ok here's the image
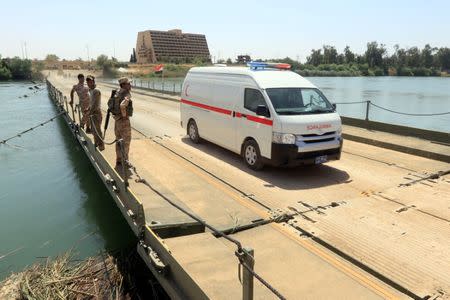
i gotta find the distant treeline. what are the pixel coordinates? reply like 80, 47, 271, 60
0, 56, 37, 80
268, 42, 450, 77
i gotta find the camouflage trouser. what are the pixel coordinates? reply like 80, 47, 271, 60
90, 110, 104, 149
80, 101, 90, 129
114, 117, 131, 163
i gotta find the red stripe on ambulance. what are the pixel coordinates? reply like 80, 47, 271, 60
181, 99, 232, 115
181, 99, 273, 126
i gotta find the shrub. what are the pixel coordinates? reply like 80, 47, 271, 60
0, 66, 12, 80
397, 67, 414, 76
102, 65, 118, 78
8, 57, 32, 79
411, 67, 431, 76
387, 67, 397, 76
430, 68, 441, 76
373, 68, 384, 76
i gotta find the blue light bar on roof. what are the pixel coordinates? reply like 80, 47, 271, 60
247, 61, 291, 70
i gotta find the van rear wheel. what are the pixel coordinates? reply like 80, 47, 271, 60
188, 120, 200, 144
243, 140, 264, 170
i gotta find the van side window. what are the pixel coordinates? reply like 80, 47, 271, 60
244, 88, 267, 113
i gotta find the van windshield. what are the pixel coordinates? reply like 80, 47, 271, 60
266, 88, 334, 115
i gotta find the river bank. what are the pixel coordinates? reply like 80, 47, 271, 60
118, 63, 450, 79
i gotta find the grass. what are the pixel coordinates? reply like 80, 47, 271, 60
0, 248, 169, 299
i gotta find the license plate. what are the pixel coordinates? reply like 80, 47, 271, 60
315, 155, 328, 164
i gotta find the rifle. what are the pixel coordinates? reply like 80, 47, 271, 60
103, 89, 117, 139
103, 109, 111, 139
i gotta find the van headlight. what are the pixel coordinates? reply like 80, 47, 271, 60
272, 132, 296, 144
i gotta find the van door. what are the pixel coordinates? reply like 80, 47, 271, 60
235, 87, 273, 159
208, 83, 238, 151
182, 79, 214, 141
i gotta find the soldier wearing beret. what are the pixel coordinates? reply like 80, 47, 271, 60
114, 77, 133, 167
86, 75, 105, 151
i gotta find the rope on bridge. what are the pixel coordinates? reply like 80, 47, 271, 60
128, 161, 287, 300
333, 100, 367, 105
89, 115, 118, 145
0, 111, 66, 145
369, 102, 450, 116
334, 100, 450, 116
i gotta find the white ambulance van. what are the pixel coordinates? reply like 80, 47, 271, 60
180, 62, 343, 170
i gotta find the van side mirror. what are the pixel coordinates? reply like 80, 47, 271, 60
332, 103, 337, 110
256, 105, 270, 117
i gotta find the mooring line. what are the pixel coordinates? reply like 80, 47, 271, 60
0, 111, 66, 145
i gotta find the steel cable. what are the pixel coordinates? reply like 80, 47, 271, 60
0, 111, 66, 145
333, 101, 368, 104
128, 162, 243, 250
369, 102, 450, 116
89, 115, 117, 145
334, 100, 450, 116
127, 162, 287, 299
240, 261, 286, 300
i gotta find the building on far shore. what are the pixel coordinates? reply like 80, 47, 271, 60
135, 29, 211, 64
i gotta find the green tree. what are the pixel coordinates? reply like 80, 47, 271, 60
436, 47, 450, 70
344, 46, 355, 64
393, 44, 407, 69
406, 47, 421, 67
306, 49, 323, 66
365, 42, 386, 68
130, 48, 137, 63
45, 54, 59, 63
421, 44, 435, 68
8, 57, 32, 79
0, 65, 12, 80
322, 45, 338, 64
96, 54, 109, 68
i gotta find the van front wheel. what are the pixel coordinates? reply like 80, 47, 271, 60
188, 120, 200, 144
243, 140, 264, 170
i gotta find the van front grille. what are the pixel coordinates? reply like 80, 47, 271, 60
303, 137, 335, 144
300, 131, 335, 138
297, 131, 338, 144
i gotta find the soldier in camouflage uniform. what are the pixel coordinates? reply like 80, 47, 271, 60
114, 77, 132, 167
86, 75, 105, 151
69, 73, 90, 132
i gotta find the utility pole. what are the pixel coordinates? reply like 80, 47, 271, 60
21, 42, 24, 59
86, 44, 90, 62
24, 42, 28, 59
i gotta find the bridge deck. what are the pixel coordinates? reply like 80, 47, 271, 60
47, 72, 449, 299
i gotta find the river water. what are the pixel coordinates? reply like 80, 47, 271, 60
0, 82, 135, 281
310, 76, 450, 133
0, 77, 449, 280
131, 76, 450, 133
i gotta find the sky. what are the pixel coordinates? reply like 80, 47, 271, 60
1, 0, 449, 62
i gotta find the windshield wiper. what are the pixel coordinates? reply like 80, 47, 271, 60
309, 108, 334, 113
277, 111, 304, 115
